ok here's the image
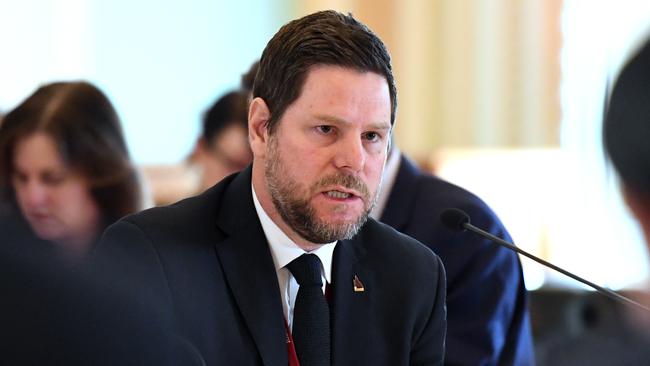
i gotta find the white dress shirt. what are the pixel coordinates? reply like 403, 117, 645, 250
252, 183, 337, 330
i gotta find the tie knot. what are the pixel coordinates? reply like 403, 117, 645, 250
287, 254, 323, 287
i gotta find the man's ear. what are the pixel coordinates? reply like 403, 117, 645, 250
248, 97, 271, 158
623, 185, 650, 223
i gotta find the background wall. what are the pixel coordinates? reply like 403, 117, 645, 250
0, 0, 565, 163
0, 0, 290, 163
297, 0, 562, 162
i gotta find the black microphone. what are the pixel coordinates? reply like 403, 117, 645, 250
440, 208, 650, 312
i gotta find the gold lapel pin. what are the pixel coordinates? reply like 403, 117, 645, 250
353, 275, 365, 292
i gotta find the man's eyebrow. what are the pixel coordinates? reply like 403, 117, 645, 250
313, 114, 391, 131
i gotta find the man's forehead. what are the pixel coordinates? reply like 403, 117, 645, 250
300, 66, 390, 100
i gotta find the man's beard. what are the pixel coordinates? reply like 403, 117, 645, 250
264, 138, 379, 244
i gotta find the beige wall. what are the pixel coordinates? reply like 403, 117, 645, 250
294, 0, 562, 162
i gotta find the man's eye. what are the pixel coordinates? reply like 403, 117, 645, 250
364, 132, 380, 142
317, 125, 333, 134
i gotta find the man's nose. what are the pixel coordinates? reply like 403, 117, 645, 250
333, 135, 365, 173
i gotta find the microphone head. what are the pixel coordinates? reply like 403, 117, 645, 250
440, 208, 470, 232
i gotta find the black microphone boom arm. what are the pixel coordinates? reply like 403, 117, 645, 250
442, 208, 650, 312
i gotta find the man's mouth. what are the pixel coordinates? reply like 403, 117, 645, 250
325, 190, 353, 199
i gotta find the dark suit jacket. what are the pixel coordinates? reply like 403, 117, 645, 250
96, 166, 447, 366
380, 156, 534, 366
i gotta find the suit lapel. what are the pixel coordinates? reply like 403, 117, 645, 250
330, 237, 374, 365
380, 155, 421, 231
213, 167, 287, 366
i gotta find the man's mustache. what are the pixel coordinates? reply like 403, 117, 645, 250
315, 173, 370, 201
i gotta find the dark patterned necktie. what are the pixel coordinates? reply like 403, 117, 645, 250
286, 254, 330, 366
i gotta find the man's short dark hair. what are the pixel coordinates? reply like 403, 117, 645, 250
253, 10, 397, 134
604, 37, 650, 198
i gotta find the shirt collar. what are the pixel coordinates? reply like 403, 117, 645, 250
251, 182, 336, 284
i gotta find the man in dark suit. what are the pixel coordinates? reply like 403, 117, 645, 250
372, 148, 534, 365
97, 10, 446, 366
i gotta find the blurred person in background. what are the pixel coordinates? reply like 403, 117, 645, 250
0, 81, 145, 260
144, 88, 252, 205
189, 90, 252, 192
605, 35, 650, 260
535, 34, 650, 366
604, 34, 650, 328
0, 237, 202, 365
370, 145, 533, 365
